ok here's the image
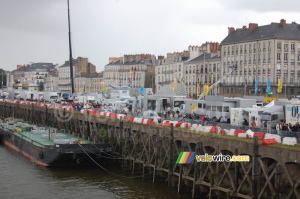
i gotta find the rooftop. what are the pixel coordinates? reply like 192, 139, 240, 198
221, 22, 300, 45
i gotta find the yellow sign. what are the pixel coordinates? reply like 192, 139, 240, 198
278, 78, 282, 93
197, 83, 200, 97
192, 103, 196, 112
78, 88, 83, 92
13, 83, 19, 87
22, 83, 29, 87
104, 87, 107, 93
204, 85, 209, 96
264, 97, 278, 104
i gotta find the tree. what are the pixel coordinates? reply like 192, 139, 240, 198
0, 69, 7, 89
39, 82, 44, 91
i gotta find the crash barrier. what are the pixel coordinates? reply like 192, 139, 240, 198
2, 99, 300, 146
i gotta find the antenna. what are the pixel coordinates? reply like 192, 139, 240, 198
67, 0, 74, 94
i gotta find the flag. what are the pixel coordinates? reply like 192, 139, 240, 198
133, 67, 136, 81
176, 152, 195, 164
120, 80, 122, 87
173, 77, 177, 90
204, 84, 209, 96
128, 79, 131, 87
197, 83, 200, 97
267, 78, 271, 93
180, 77, 183, 83
130, 67, 133, 79
104, 87, 107, 93
278, 78, 282, 93
255, 79, 259, 94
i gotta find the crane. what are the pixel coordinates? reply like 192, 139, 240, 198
198, 65, 238, 100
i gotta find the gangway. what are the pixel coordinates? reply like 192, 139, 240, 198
198, 65, 238, 100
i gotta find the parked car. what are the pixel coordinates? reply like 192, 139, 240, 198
143, 111, 161, 122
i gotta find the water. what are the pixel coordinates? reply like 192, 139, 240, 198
0, 146, 190, 199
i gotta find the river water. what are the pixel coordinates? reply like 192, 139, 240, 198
0, 145, 191, 199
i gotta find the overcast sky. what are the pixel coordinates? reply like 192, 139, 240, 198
1, 0, 300, 72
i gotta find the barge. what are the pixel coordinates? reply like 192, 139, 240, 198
0, 118, 110, 166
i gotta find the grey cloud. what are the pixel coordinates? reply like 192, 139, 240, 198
219, 0, 300, 13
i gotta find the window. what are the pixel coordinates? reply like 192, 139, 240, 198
223, 106, 230, 112
291, 43, 295, 50
284, 53, 288, 61
277, 53, 281, 61
277, 42, 281, 50
206, 105, 211, 111
198, 103, 202, 108
284, 43, 288, 51
291, 78, 294, 85
203, 104, 206, 109
212, 106, 216, 111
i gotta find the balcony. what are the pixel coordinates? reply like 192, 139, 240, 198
263, 59, 266, 63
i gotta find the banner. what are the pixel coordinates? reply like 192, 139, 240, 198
267, 78, 271, 93
140, 86, 144, 95
255, 79, 259, 94
204, 85, 209, 96
192, 104, 196, 112
128, 79, 131, 87
197, 83, 200, 97
278, 78, 282, 93
173, 77, 177, 90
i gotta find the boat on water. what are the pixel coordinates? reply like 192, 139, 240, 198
0, 118, 110, 166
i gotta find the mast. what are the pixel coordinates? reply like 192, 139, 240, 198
67, 0, 74, 94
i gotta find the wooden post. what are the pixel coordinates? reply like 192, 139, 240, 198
252, 136, 258, 199
168, 123, 174, 187
234, 148, 238, 192
45, 105, 48, 127
178, 165, 183, 193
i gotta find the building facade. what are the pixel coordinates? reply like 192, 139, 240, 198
104, 54, 156, 90
220, 19, 300, 98
74, 72, 104, 93
58, 57, 97, 92
155, 42, 220, 97
185, 52, 220, 98
12, 63, 56, 90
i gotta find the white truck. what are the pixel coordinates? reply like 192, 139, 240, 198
286, 99, 300, 125
43, 92, 58, 102
110, 90, 130, 99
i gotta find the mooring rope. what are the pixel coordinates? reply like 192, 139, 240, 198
78, 143, 152, 179
79, 144, 121, 160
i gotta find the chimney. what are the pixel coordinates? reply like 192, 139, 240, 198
228, 27, 235, 35
280, 19, 286, 29
141, 54, 145, 61
158, 56, 164, 60
248, 23, 258, 33
292, 21, 298, 24
242, 25, 246, 29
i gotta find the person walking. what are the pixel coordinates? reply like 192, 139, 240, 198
267, 121, 272, 134
276, 122, 282, 135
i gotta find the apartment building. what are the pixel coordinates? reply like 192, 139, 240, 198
12, 63, 56, 90
74, 72, 104, 93
58, 57, 97, 92
185, 52, 220, 97
155, 42, 220, 97
104, 54, 156, 90
220, 19, 300, 98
